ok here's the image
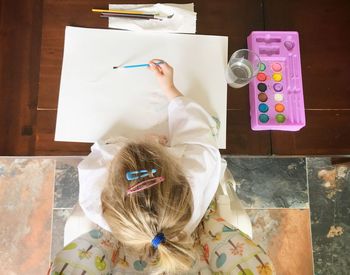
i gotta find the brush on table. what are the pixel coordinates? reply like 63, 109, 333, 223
100, 12, 160, 20
92, 8, 173, 20
92, 8, 156, 15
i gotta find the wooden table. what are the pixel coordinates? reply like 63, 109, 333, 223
1, 0, 350, 155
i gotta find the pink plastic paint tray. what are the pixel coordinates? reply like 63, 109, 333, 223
247, 31, 306, 131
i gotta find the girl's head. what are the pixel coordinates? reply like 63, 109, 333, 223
101, 140, 195, 273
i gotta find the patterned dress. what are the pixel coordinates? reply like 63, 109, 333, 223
50, 199, 275, 275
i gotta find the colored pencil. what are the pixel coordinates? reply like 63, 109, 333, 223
92, 8, 157, 15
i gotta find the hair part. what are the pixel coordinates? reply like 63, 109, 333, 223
101, 140, 196, 273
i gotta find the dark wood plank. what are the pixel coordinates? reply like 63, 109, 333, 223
36, 110, 91, 155
0, 0, 43, 155
272, 110, 350, 155
264, 0, 350, 109
3, 0, 349, 155
331, 157, 350, 165
264, 0, 350, 155
36, 0, 268, 155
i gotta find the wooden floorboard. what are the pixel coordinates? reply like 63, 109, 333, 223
264, 0, 350, 154
2, 0, 349, 155
272, 110, 350, 155
35, 0, 269, 155
0, 0, 43, 155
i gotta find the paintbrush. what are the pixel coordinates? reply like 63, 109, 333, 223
113, 61, 165, 69
93, 8, 173, 20
100, 12, 161, 20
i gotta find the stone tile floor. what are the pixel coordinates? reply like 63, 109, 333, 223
0, 156, 349, 274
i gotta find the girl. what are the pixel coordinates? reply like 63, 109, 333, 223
78, 60, 222, 274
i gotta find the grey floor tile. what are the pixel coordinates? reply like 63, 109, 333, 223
225, 157, 308, 208
54, 158, 82, 208
307, 157, 350, 274
51, 208, 74, 261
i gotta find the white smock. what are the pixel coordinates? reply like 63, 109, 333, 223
78, 96, 223, 234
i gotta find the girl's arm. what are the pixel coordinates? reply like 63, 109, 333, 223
148, 59, 219, 148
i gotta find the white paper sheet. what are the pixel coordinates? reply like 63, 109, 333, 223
56, 27, 228, 148
108, 3, 197, 33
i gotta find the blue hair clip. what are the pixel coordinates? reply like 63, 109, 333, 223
151, 233, 165, 249
126, 169, 157, 181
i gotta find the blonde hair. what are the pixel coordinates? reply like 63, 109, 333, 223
101, 140, 195, 274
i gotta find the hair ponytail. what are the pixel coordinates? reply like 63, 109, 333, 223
156, 238, 196, 274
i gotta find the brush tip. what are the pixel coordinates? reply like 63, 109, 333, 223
113, 66, 118, 69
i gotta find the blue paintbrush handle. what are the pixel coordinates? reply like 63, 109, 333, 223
123, 63, 150, 68
122, 61, 164, 69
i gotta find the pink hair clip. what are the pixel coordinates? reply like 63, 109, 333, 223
127, 176, 165, 195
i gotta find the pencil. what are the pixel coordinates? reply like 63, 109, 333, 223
92, 8, 157, 15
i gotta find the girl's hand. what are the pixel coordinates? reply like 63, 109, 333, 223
149, 59, 183, 100
144, 134, 168, 146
